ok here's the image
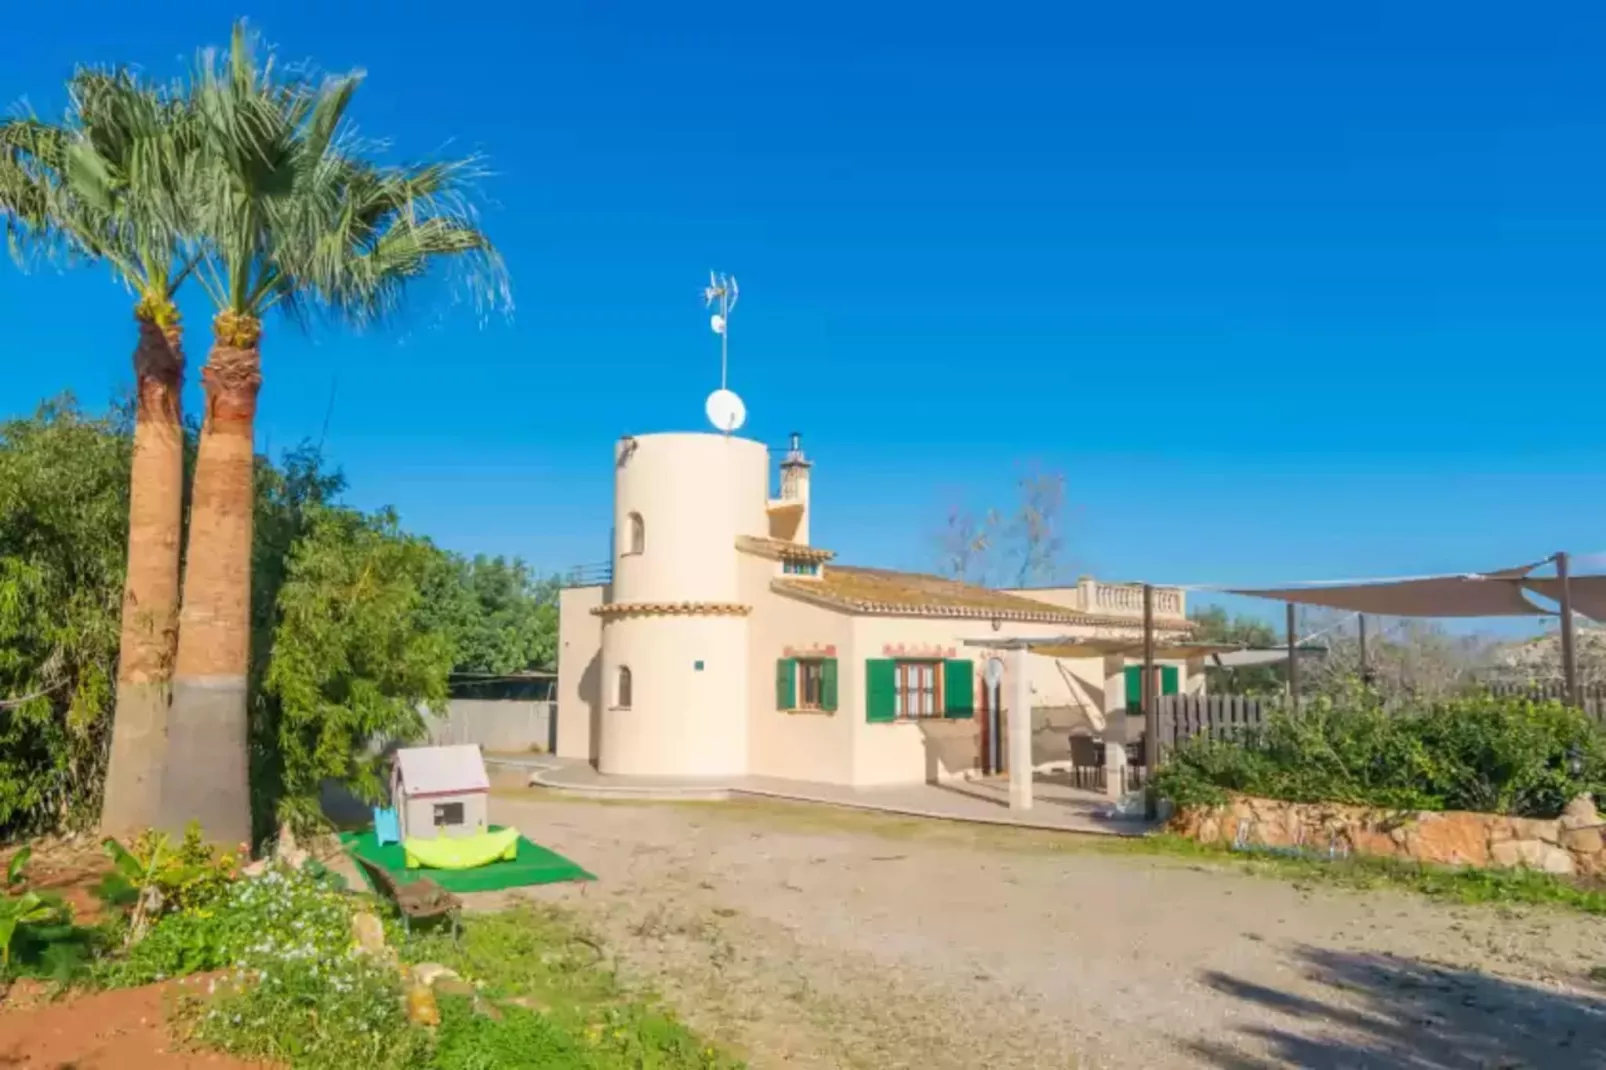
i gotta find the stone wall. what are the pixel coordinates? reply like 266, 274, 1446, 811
1169, 793, 1605, 878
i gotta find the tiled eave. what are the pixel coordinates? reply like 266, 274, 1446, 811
592, 601, 751, 620
734, 535, 835, 564
772, 578, 1193, 630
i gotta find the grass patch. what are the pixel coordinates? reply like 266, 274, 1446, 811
1135, 833, 1606, 914
406, 904, 742, 1069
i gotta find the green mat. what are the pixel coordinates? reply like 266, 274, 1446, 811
340, 826, 594, 893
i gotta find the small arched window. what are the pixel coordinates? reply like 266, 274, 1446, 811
615, 666, 633, 709
627, 512, 645, 555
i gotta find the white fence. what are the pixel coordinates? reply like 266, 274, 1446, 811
420, 699, 555, 753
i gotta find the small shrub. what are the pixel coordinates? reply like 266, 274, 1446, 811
100, 865, 354, 988
96, 823, 242, 944
1153, 693, 1606, 818
193, 946, 423, 1068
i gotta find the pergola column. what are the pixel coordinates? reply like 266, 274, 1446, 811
1101, 655, 1128, 800
1008, 644, 1033, 811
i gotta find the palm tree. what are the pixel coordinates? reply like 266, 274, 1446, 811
0, 71, 198, 837
160, 24, 507, 843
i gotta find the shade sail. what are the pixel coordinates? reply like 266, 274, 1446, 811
1522, 576, 1606, 623
1228, 563, 1549, 618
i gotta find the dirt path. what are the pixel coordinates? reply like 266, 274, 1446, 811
488, 791, 1606, 1070
0, 977, 272, 1069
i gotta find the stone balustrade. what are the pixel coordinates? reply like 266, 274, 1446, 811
1078, 577, 1185, 619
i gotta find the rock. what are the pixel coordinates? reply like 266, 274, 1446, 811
1560, 825, 1604, 857
434, 977, 477, 999
352, 912, 387, 956
410, 962, 462, 988
1490, 839, 1576, 875
1405, 812, 1490, 867
1561, 794, 1600, 831
405, 983, 440, 1027
240, 859, 269, 879
1196, 817, 1221, 845
274, 822, 310, 870
1505, 817, 1561, 845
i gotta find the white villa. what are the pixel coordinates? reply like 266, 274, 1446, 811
556, 430, 1200, 788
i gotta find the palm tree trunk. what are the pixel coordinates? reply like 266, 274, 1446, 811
162, 311, 261, 847
100, 311, 186, 838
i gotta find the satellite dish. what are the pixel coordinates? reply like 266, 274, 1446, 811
705, 388, 746, 433
710, 313, 726, 335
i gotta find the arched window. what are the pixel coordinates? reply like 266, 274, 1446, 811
627, 512, 645, 555
615, 666, 633, 709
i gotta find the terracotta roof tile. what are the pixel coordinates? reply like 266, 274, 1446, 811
774, 565, 1194, 628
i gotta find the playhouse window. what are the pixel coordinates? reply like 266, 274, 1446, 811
433, 801, 465, 827
626, 512, 645, 555
616, 665, 633, 709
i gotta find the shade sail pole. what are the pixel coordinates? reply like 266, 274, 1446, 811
1143, 584, 1157, 819
1286, 603, 1298, 711
1357, 614, 1369, 687
1558, 551, 1578, 708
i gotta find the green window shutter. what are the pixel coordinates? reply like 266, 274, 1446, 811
820, 658, 839, 712
1124, 665, 1143, 714
1160, 665, 1179, 695
943, 659, 975, 718
865, 659, 896, 722
775, 658, 796, 710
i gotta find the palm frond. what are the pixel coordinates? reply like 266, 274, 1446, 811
187, 19, 509, 326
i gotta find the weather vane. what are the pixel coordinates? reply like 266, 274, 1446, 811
703, 271, 739, 390
700, 271, 747, 435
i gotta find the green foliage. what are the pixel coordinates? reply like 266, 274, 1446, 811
0, 398, 127, 836
101, 864, 356, 988
1142, 833, 1606, 914
1189, 605, 1284, 696
195, 943, 422, 1068
426, 554, 559, 676
407, 906, 744, 1070
0, 846, 98, 981
1152, 693, 1606, 817
261, 506, 454, 833
97, 824, 241, 927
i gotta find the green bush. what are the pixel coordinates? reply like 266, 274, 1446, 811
99, 865, 356, 988
1152, 693, 1606, 817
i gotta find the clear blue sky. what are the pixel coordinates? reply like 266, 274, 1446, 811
3, 2, 1602, 629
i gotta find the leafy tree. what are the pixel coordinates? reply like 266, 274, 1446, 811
1189, 605, 1284, 696
0, 398, 127, 834
1, 68, 200, 836
259, 506, 453, 835
0, 397, 458, 845
166, 23, 506, 844
449, 556, 559, 676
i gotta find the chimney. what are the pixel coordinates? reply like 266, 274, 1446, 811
776, 431, 812, 545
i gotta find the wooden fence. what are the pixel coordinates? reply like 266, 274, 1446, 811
1064, 685, 1604, 790
1152, 684, 1605, 755
1156, 694, 1271, 751
1485, 682, 1606, 723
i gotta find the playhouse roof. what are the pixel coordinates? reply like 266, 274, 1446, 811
394, 744, 490, 796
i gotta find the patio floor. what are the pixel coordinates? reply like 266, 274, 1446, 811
486, 754, 1154, 837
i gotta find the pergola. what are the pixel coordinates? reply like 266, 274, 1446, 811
962, 551, 1595, 814
960, 634, 1318, 813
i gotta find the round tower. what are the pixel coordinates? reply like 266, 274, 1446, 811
597, 432, 768, 777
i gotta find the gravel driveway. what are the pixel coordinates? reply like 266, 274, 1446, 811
486, 790, 1606, 1070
